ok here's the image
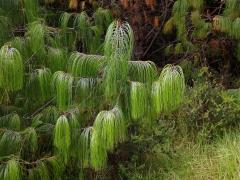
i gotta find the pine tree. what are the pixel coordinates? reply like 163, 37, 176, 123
0, 3, 185, 179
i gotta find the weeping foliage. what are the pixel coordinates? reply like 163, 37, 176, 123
213, 16, 240, 39
52, 71, 73, 110
169, 0, 206, 49
36, 68, 52, 100
0, 5, 188, 177
21, 127, 38, 153
23, 0, 39, 22
93, 7, 113, 31
3, 159, 21, 180
79, 127, 92, 168
104, 20, 134, 60
68, 52, 104, 77
47, 47, 67, 72
59, 12, 76, 49
59, 12, 72, 29
103, 20, 134, 98
45, 157, 64, 180
58, 9, 112, 53
27, 21, 46, 55
93, 107, 126, 151
90, 127, 107, 170
128, 61, 158, 83
172, 0, 189, 41
130, 82, 147, 119
188, 0, 204, 10
68, 111, 81, 157
0, 130, 21, 156
163, 17, 174, 34
213, 0, 240, 38
75, 78, 99, 108
191, 11, 211, 39
31, 106, 59, 128
174, 43, 184, 55
73, 9, 112, 53
0, 113, 21, 131
0, 16, 12, 46
152, 81, 162, 114
54, 115, 71, 163
216, 16, 232, 33
223, 0, 240, 19
0, 45, 23, 91
11, 37, 30, 60
0, 0, 20, 10
89, 25, 103, 53
153, 65, 185, 113
172, 0, 189, 18
28, 161, 50, 180
91, 107, 126, 169
73, 12, 91, 51
231, 18, 240, 39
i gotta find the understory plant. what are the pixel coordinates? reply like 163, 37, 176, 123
0, 20, 185, 180
0, 1, 186, 179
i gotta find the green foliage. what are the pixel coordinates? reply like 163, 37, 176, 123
36, 68, 52, 101
153, 65, 185, 114
188, 0, 204, 10
94, 7, 113, 31
128, 61, 158, 83
172, 0, 189, 41
73, 9, 111, 53
0, 113, 21, 131
231, 18, 240, 39
191, 11, 211, 39
28, 161, 50, 180
130, 82, 147, 119
31, 106, 59, 127
104, 21, 134, 60
73, 12, 91, 52
26, 20, 46, 57
21, 127, 38, 153
54, 115, 71, 163
58, 12, 76, 50
90, 127, 107, 170
164, 132, 240, 179
45, 157, 64, 180
103, 20, 134, 99
0, 45, 23, 91
78, 127, 92, 168
59, 12, 71, 29
0, 0, 20, 11
167, 81, 240, 138
0, 4, 188, 178
0, 130, 21, 156
3, 159, 21, 180
0, 16, 12, 46
47, 47, 67, 73
68, 52, 104, 77
93, 107, 126, 151
90, 107, 126, 170
223, 0, 240, 18
52, 71, 73, 110
23, 0, 39, 22
75, 78, 99, 109
11, 37, 30, 60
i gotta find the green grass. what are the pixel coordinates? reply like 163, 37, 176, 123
160, 131, 240, 179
